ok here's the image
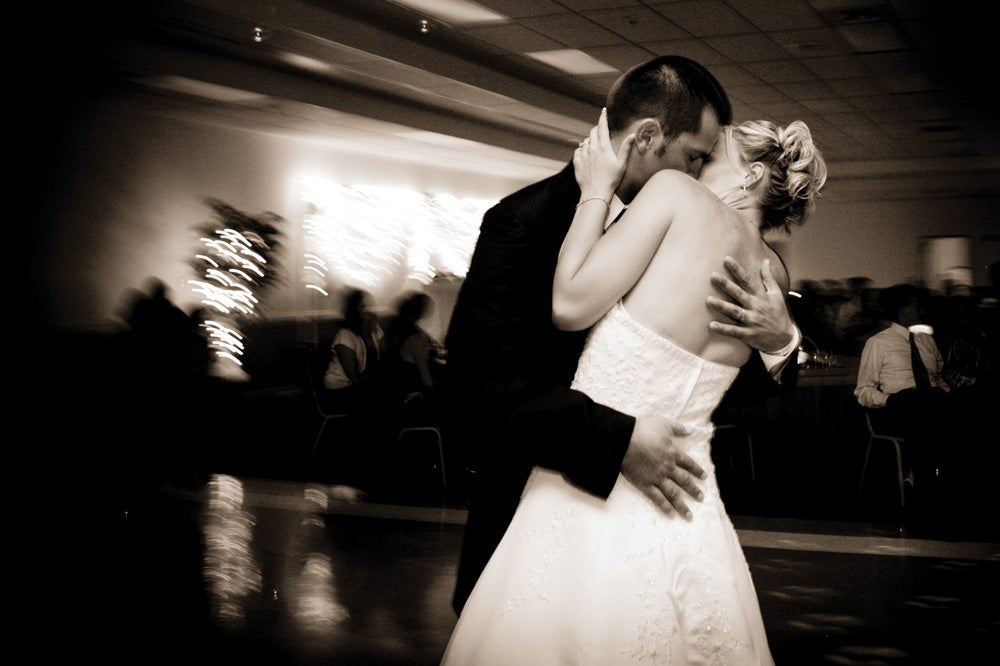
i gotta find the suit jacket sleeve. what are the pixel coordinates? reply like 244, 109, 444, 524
444, 166, 633, 499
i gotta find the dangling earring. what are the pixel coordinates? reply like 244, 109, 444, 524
741, 181, 748, 197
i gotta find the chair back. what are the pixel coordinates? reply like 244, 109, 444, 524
304, 349, 336, 417
303, 346, 350, 460
860, 408, 906, 506
864, 409, 906, 442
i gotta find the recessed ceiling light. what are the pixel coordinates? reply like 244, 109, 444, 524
279, 53, 335, 74
526, 50, 618, 76
136, 75, 269, 104
389, 0, 508, 26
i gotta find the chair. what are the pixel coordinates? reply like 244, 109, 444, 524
395, 391, 447, 487
859, 409, 907, 506
305, 354, 350, 461
397, 425, 447, 487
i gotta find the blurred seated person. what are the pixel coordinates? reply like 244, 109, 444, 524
379, 291, 443, 422
855, 283, 954, 492
933, 289, 998, 395
123, 277, 196, 389
315, 288, 384, 491
321, 288, 383, 414
835, 276, 882, 355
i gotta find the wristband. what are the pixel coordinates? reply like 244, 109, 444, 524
576, 196, 610, 210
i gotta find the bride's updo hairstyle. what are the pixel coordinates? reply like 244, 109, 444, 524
732, 120, 827, 233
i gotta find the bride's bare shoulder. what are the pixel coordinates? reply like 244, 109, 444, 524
636, 169, 707, 207
646, 168, 698, 189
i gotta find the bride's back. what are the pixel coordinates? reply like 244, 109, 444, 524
620, 170, 785, 368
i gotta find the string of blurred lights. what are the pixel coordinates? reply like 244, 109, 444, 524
299, 177, 492, 298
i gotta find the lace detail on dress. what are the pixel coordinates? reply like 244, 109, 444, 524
500, 506, 575, 616
573, 301, 739, 469
607, 480, 750, 664
621, 490, 679, 663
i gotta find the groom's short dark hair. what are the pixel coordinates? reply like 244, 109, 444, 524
605, 55, 732, 140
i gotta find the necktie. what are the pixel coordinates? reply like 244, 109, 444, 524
909, 332, 931, 389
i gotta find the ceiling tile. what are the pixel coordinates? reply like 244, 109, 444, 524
709, 63, 767, 88
582, 44, 654, 71
880, 73, 935, 95
473, 0, 565, 17
801, 55, 870, 80
773, 79, 838, 100
729, 101, 762, 120
639, 38, 730, 65
826, 77, 883, 97
462, 23, 562, 51
762, 100, 812, 119
727, 84, 794, 105
839, 123, 881, 141
724, 0, 827, 31
554, 0, 643, 9
583, 6, 689, 42
850, 95, 904, 113
799, 96, 855, 114
771, 27, 851, 57
650, 1, 756, 37
859, 51, 932, 81
705, 33, 789, 62
518, 12, 627, 48
743, 59, 817, 83
819, 110, 872, 127
836, 23, 910, 53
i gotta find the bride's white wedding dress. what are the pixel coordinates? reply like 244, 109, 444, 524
441, 301, 773, 665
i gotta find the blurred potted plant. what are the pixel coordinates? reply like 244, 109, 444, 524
187, 197, 286, 381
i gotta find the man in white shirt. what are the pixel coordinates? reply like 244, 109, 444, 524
855, 285, 949, 409
855, 283, 953, 504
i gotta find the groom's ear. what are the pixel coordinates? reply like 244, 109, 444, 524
631, 119, 661, 153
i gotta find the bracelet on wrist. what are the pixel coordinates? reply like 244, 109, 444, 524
576, 196, 610, 210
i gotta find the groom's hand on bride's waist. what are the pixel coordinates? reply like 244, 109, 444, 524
623, 416, 704, 521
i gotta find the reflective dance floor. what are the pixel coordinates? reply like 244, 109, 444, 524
91, 471, 999, 666
44, 344, 997, 666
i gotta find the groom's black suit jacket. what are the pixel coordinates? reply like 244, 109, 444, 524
444, 162, 796, 615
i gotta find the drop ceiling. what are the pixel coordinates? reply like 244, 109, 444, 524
59, 0, 1000, 201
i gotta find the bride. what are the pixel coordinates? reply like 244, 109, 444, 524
441, 110, 827, 665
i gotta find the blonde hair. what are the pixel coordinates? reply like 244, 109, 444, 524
731, 120, 827, 233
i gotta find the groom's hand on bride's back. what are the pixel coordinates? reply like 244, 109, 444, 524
707, 256, 796, 354
623, 416, 705, 520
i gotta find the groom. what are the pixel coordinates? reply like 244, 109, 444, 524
444, 55, 800, 615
